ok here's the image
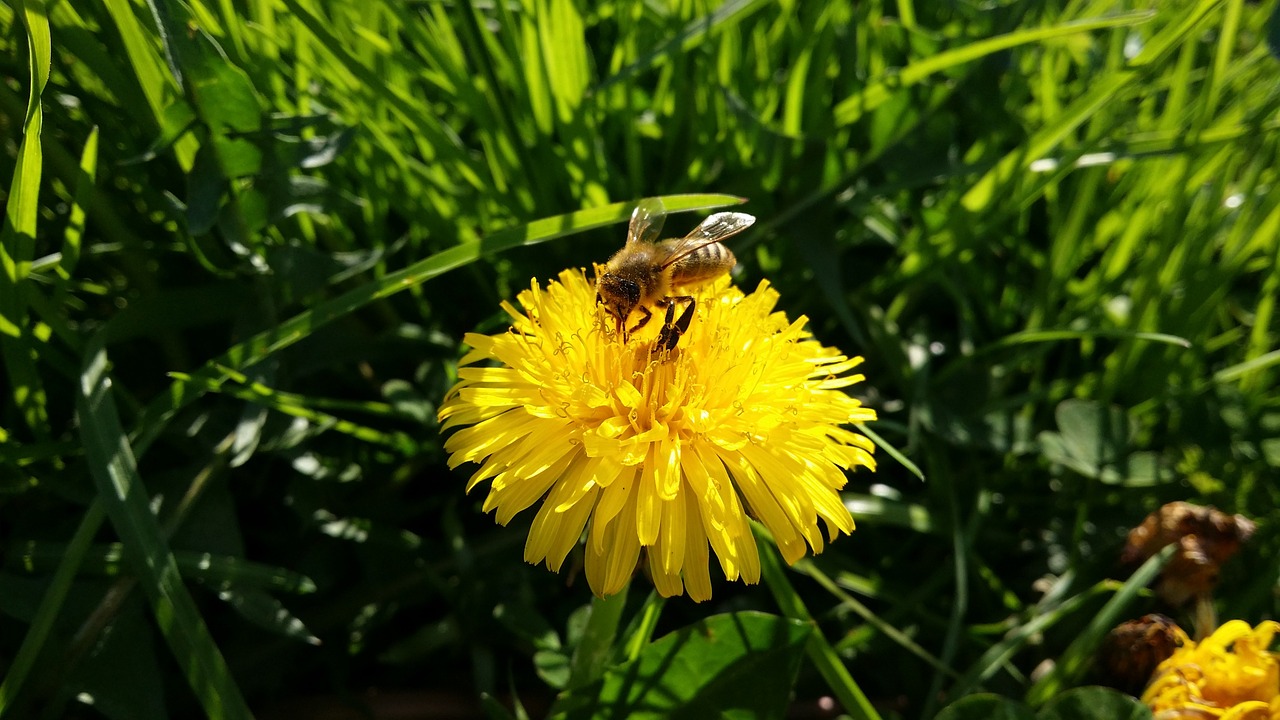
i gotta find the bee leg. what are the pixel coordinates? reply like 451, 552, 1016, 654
627, 306, 653, 337
657, 296, 695, 352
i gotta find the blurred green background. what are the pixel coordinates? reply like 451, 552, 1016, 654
2, 0, 1278, 718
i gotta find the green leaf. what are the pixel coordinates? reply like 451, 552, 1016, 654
935, 694, 1036, 720
17, 0, 50, 107
185, 46, 263, 136
1038, 687, 1152, 720
935, 688, 1151, 720
1057, 399, 1129, 469
211, 136, 263, 178
548, 612, 811, 720
75, 334, 253, 720
533, 648, 572, 690
97, 0, 196, 167
186, 143, 226, 235
1037, 400, 1172, 485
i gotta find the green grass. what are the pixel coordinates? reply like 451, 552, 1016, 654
2, 0, 1279, 718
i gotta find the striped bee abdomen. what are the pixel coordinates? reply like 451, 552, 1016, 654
665, 241, 736, 286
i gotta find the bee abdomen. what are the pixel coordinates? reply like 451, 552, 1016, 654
670, 242, 736, 285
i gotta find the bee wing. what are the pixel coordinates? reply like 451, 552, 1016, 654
626, 197, 667, 246
658, 212, 756, 269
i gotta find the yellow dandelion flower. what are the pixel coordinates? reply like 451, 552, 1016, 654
437, 268, 877, 602
1143, 620, 1280, 720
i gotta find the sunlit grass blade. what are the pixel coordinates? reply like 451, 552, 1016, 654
1210, 348, 1280, 385
991, 329, 1193, 349
98, 0, 197, 167
57, 126, 97, 281
857, 422, 925, 481
834, 12, 1155, 127
842, 493, 936, 534
76, 333, 253, 720
129, 193, 744, 456
540, 0, 590, 122
171, 366, 422, 452
0, 0, 52, 437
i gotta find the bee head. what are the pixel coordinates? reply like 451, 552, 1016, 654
596, 272, 640, 334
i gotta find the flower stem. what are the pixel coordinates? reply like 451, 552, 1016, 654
755, 522, 883, 720
566, 583, 629, 690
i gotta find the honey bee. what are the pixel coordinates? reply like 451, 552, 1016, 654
595, 199, 755, 352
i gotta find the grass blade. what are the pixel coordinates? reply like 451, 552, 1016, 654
1024, 545, 1177, 706
857, 422, 925, 481
0, 0, 52, 437
57, 126, 98, 281
171, 366, 423, 452
0, 502, 106, 717
98, 0, 197, 167
13, 541, 318, 595
76, 333, 253, 720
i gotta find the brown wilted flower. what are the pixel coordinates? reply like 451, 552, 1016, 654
1122, 502, 1256, 607
1098, 614, 1186, 696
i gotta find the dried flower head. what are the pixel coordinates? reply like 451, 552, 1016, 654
1123, 502, 1257, 606
1099, 614, 1185, 696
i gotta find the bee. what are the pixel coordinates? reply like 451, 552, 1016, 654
595, 199, 755, 352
